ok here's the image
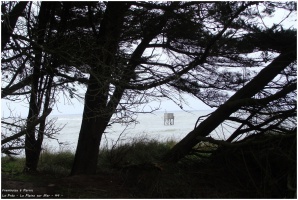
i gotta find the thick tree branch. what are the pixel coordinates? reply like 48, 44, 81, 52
225, 82, 297, 108
1, 1, 28, 50
2, 75, 33, 98
163, 48, 296, 162
196, 132, 296, 147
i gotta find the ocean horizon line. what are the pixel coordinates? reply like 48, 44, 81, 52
50, 109, 215, 117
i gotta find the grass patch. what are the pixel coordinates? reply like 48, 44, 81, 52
2, 139, 176, 177
98, 138, 176, 170
2, 156, 25, 175
38, 149, 75, 177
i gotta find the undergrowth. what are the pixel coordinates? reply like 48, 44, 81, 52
2, 138, 177, 176
1, 134, 296, 198
2, 156, 25, 175
38, 150, 74, 176
98, 138, 176, 170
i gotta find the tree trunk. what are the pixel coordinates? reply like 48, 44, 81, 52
24, 2, 51, 172
70, 112, 110, 175
71, 74, 112, 174
24, 76, 53, 172
163, 49, 296, 163
71, 2, 130, 175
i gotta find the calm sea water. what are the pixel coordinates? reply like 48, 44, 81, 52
45, 110, 237, 152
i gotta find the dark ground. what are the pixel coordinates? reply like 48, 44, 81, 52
1, 161, 258, 198
2, 159, 296, 199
